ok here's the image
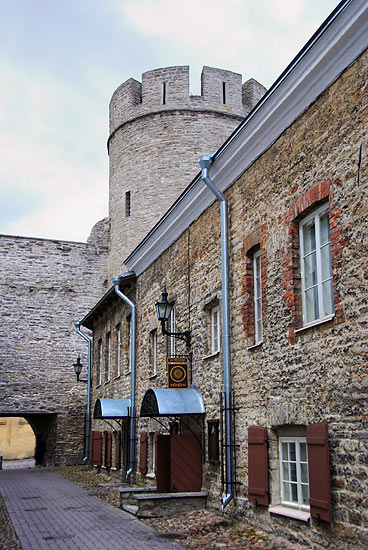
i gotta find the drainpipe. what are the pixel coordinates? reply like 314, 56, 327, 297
112, 273, 136, 479
199, 153, 234, 510
74, 321, 92, 463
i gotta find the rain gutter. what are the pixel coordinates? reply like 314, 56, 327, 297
199, 153, 234, 510
74, 321, 92, 463
112, 272, 136, 479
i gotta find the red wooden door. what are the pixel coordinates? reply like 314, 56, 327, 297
170, 434, 202, 492
156, 434, 171, 493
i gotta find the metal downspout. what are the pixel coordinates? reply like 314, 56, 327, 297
74, 321, 92, 463
112, 274, 136, 479
199, 153, 234, 510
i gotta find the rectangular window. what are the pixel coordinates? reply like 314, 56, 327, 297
211, 306, 220, 354
97, 339, 102, 386
116, 325, 121, 378
253, 250, 263, 343
127, 315, 132, 374
279, 437, 309, 510
299, 205, 334, 326
208, 420, 220, 462
149, 329, 157, 377
106, 332, 111, 382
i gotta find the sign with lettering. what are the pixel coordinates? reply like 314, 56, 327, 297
167, 357, 189, 389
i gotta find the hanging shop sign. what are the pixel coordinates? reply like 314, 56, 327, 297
167, 357, 189, 389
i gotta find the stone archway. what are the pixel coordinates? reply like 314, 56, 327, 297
0, 417, 35, 460
0, 412, 57, 466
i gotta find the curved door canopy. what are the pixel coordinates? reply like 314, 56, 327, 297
140, 386, 205, 417
93, 398, 131, 419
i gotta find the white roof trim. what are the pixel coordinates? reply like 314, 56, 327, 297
125, 0, 368, 276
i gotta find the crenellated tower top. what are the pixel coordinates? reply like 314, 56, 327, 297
107, 65, 266, 279
109, 66, 265, 137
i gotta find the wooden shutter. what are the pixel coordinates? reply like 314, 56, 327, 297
91, 431, 102, 466
139, 432, 148, 474
307, 422, 332, 522
105, 431, 112, 468
115, 432, 121, 469
154, 431, 160, 473
248, 426, 269, 506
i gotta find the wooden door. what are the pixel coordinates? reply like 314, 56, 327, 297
156, 434, 171, 493
170, 434, 202, 492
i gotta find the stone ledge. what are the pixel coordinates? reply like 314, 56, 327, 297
136, 491, 208, 501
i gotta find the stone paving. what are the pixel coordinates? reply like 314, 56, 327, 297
0, 468, 183, 550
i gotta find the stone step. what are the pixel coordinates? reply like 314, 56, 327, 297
118, 486, 157, 501
122, 503, 139, 515
125, 491, 208, 518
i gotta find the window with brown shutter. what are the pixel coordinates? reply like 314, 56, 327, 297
90, 431, 102, 466
139, 431, 148, 474
307, 422, 332, 522
115, 432, 121, 469
105, 431, 112, 468
248, 426, 269, 506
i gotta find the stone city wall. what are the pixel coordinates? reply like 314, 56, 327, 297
0, 218, 109, 465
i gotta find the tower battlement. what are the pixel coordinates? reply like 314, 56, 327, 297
107, 65, 266, 279
109, 66, 265, 135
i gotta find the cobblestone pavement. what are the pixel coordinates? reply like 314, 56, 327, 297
0, 468, 183, 550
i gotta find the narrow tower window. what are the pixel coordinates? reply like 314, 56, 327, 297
125, 191, 131, 218
162, 82, 166, 105
222, 82, 226, 104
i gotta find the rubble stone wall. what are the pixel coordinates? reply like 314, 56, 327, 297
0, 219, 109, 465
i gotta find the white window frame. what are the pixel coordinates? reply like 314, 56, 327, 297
106, 332, 111, 382
116, 325, 121, 378
299, 204, 334, 327
149, 329, 157, 377
279, 437, 309, 511
169, 305, 175, 356
97, 339, 102, 386
211, 306, 220, 354
253, 250, 263, 344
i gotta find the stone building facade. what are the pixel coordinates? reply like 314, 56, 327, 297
82, 1, 368, 548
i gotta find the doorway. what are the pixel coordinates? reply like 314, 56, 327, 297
156, 433, 202, 492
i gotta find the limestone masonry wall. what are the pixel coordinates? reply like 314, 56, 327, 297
0, 220, 109, 465
107, 66, 266, 279
89, 50, 367, 549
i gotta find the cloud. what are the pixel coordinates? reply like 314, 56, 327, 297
0, 54, 108, 241
261, 0, 305, 26
114, 0, 338, 90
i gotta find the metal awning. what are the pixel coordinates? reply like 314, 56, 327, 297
140, 386, 205, 417
93, 398, 131, 419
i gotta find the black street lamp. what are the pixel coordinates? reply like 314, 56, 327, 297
155, 290, 191, 347
73, 356, 87, 383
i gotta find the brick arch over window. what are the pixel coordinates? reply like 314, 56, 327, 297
283, 181, 345, 344
241, 224, 268, 345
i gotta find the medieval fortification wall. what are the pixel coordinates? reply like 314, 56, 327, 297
0, 219, 109, 464
107, 66, 266, 279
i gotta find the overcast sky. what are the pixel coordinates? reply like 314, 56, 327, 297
0, 0, 339, 242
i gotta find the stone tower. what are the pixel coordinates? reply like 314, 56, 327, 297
107, 66, 266, 279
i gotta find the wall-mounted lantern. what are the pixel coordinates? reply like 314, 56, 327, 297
155, 290, 191, 347
73, 356, 87, 383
